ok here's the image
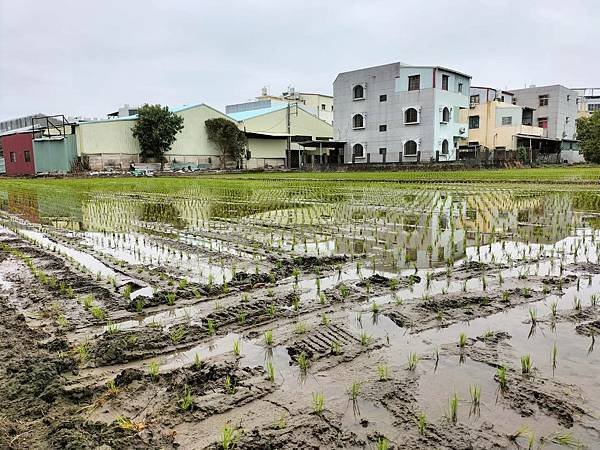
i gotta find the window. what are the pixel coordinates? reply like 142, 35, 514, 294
458, 82, 463, 93
501, 116, 512, 126
352, 114, 364, 129
321, 104, 326, 110
352, 143, 365, 158
589, 104, 600, 112
470, 94, 480, 105
379, 124, 387, 132
441, 107, 450, 123
469, 115, 480, 129
441, 139, 449, 155
379, 94, 387, 102
353, 85, 364, 100
10, 152, 16, 163
408, 75, 420, 91
539, 94, 549, 106
538, 117, 548, 128
24, 151, 31, 162
404, 107, 418, 124
379, 148, 387, 155
441, 75, 449, 91
404, 140, 418, 156
565, 116, 570, 123
567, 95, 571, 102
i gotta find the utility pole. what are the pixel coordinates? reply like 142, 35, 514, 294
286, 103, 291, 168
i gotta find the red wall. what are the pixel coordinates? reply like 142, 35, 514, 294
2, 132, 35, 175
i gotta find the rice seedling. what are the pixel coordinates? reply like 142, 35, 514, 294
90, 305, 105, 320
573, 297, 581, 311
469, 385, 481, 416
148, 360, 160, 381
170, 325, 187, 343
266, 361, 275, 382
106, 321, 119, 335
416, 412, 427, 435
267, 302, 276, 318
237, 311, 246, 325
166, 292, 176, 305
359, 331, 371, 347
550, 301, 558, 318
224, 375, 236, 394
496, 365, 507, 390
331, 340, 342, 355
56, 314, 69, 328
116, 416, 145, 432
312, 392, 325, 415
122, 284, 133, 300
105, 379, 119, 397
348, 381, 361, 401
178, 278, 188, 289
178, 384, 194, 411
232, 339, 241, 357
458, 332, 467, 348
296, 351, 309, 372
194, 353, 202, 369
319, 292, 326, 305
521, 354, 533, 374
321, 313, 330, 326
448, 392, 459, 424
277, 414, 287, 429
207, 319, 216, 336
81, 294, 94, 310
375, 437, 390, 450
219, 424, 239, 449
371, 301, 379, 315
529, 307, 538, 324
406, 351, 419, 371
294, 321, 307, 334
339, 283, 350, 299
75, 341, 90, 363
264, 330, 274, 346
549, 431, 581, 448
377, 363, 390, 381
591, 294, 598, 307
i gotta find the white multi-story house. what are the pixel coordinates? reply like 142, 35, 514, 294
333, 62, 471, 164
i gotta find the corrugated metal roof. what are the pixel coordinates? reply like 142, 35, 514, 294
227, 103, 289, 121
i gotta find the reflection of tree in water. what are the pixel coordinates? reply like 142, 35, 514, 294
141, 202, 185, 229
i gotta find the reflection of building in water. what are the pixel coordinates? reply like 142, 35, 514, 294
463, 191, 575, 245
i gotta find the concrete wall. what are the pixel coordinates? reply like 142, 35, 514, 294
510, 85, 578, 140
33, 134, 77, 173
334, 63, 470, 163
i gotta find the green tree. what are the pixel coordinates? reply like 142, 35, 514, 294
576, 111, 600, 163
131, 104, 184, 169
205, 118, 247, 169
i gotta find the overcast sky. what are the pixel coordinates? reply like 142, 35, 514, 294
1, 0, 598, 121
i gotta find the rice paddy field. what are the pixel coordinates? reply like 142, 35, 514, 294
0, 169, 599, 449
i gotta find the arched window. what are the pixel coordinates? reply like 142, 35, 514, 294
441, 139, 449, 155
404, 140, 418, 156
353, 85, 364, 99
442, 107, 450, 122
352, 143, 365, 158
405, 108, 418, 124
352, 114, 364, 129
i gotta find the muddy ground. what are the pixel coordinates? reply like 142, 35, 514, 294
0, 226, 599, 450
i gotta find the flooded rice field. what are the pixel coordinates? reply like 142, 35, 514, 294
0, 178, 599, 449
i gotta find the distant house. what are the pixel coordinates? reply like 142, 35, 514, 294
509, 85, 583, 163
459, 87, 554, 162
227, 101, 334, 168
76, 102, 289, 170
333, 62, 471, 164
228, 86, 334, 124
